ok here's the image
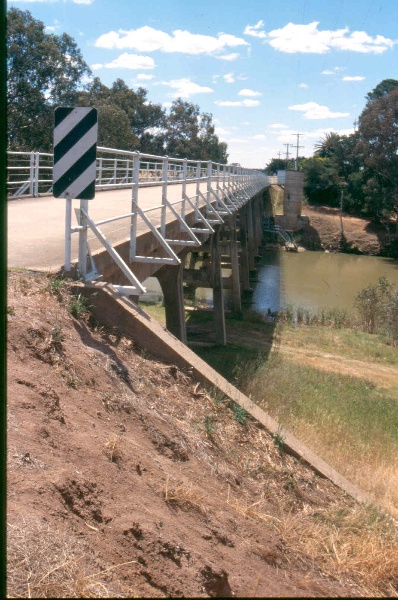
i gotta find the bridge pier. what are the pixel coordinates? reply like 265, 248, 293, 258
156, 260, 187, 344
211, 228, 227, 346
226, 215, 242, 314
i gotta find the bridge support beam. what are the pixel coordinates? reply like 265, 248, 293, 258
238, 210, 251, 292
211, 228, 227, 346
155, 261, 187, 344
227, 215, 242, 314
245, 202, 256, 272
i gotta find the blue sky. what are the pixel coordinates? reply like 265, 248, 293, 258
8, 0, 398, 168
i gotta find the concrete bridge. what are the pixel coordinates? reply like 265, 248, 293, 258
8, 148, 304, 346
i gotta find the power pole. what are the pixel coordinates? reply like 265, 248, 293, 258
283, 143, 291, 169
291, 133, 304, 170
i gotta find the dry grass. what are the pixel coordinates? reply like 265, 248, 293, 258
7, 519, 133, 598
102, 436, 123, 464
273, 504, 398, 597
163, 475, 208, 515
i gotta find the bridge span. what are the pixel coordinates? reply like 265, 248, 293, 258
8, 147, 274, 345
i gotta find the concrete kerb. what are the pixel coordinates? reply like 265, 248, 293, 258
73, 281, 371, 507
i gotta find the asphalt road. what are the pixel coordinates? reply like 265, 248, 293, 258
7, 182, 209, 272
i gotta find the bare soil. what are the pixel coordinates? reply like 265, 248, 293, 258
7, 271, 398, 597
299, 205, 395, 255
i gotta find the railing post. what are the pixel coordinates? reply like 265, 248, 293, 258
207, 161, 213, 205
161, 156, 168, 237
130, 152, 140, 261
34, 152, 40, 196
29, 152, 35, 196
98, 157, 103, 187
113, 158, 117, 184
182, 158, 188, 220
195, 161, 201, 210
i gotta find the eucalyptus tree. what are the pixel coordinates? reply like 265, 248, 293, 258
163, 99, 228, 162
356, 86, 398, 223
7, 8, 91, 150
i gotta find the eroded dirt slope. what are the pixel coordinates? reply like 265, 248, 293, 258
7, 271, 398, 598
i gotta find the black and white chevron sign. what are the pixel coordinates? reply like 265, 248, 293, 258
53, 107, 98, 199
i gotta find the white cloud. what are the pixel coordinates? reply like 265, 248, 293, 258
322, 66, 345, 75
161, 78, 213, 98
136, 73, 155, 80
299, 83, 308, 88
162, 102, 173, 109
224, 73, 235, 83
342, 75, 365, 81
266, 21, 396, 54
103, 53, 155, 70
253, 134, 266, 140
215, 99, 260, 107
73, 0, 94, 4
238, 88, 261, 97
215, 126, 234, 135
269, 123, 289, 129
217, 53, 240, 61
288, 101, 350, 119
95, 26, 248, 56
91, 63, 103, 70
244, 20, 266, 39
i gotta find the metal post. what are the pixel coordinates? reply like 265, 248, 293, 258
98, 157, 103, 187
64, 195, 72, 272
195, 161, 201, 210
34, 152, 40, 196
161, 156, 168, 237
78, 199, 89, 279
113, 158, 117, 185
207, 161, 212, 205
130, 152, 140, 261
182, 158, 188, 220
29, 152, 35, 196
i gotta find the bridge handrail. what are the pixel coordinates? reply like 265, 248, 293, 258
7, 147, 268, 198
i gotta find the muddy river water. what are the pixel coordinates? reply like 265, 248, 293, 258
140, 249, 398, 315
251, 249, 398, 314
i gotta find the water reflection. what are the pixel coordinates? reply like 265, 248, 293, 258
253, 250, 398, 314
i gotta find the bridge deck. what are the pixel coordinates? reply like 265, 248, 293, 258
7, 182, 211, 272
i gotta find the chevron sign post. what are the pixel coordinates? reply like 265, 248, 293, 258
53, 106, 98, 199
53, 107, 98, 274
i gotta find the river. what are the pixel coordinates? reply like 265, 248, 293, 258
251, 249, 398, 314
139, 249, 398, 315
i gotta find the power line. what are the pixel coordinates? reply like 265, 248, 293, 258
283, 143, 292, 168
291, 133, 305, 170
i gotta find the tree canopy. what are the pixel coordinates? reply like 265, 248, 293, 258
7, 8, 229, 163
289, 79, 398, 226
7, 7, 91, 151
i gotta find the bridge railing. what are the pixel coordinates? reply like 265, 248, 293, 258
7, 147, 269, 294
7, 148, 220, 197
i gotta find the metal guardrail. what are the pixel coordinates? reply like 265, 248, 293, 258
7, 148, 240, 198
7, 147, 269, 295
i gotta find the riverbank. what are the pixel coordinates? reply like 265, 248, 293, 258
189, 313, 398, 519
298, 204, 397, 256
9, 270, 398, 597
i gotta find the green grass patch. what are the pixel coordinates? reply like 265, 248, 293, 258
245, 354, 398, 458
138, 301, 166, 325
195, 343, 262, 384
279, 323, 398, 366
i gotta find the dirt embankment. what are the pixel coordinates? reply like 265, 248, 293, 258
7, 271, 398, 598
299, 205, 396, 255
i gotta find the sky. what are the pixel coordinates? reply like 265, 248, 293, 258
8, 0, 398, 168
